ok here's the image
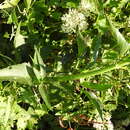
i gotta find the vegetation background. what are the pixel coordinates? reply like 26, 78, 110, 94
0, 0, 130, 129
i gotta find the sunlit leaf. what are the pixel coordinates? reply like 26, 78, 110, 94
4, 97, 13, 126
0, 63, 33, 85
107, 17, 130, 56
25, 0, 32, 10
33, 46, 46, 81
7, 9, 18, 25
14, 23, 26, 48
95, 14, 107, 33
0, 96, 32, 129
15, 103, 31, 129
0, 0, 20, 9
66, 2, 76, 8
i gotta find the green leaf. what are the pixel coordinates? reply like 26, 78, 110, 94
0, 96, 32, 129
0, 0, 20, 9
107, 17, 130, 56
0, 63, 33, 85
25, 0, 32, 10
14, 103, 31, 129
7, 8, 18, 25
83, 91, 103, 120
14, 23, 26, 48
4, 97, 14, 126
81, 82, 112, 91
95, 14, 107, 33
66, 2, 77, 8
38, 84, 52, 110
0, 97, 15, 128
32, 46, 46, 81
19, 87, 37, 106
7, 9, 18, 25
76, 30, 87, 57
92, 35, 102, 61
33, 46, 45, 68
0, 53, 15, 64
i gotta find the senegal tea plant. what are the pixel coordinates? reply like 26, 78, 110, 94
0, 0, 130, 129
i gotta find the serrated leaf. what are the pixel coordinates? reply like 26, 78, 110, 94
81, 82, 112, 91
0, 63, 33, 85
107, 17, 130, 56
83, 91, 103, 120
0, 0, 20, 9
14, 23, 26, 48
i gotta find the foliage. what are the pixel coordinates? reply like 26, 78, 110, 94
0, 0, 130, 129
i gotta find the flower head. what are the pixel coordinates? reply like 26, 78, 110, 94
61, 9, 88, 34
93, 112, 114, 130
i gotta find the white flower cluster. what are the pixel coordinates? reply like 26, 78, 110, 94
93, 112, 114, 130
61, 9, 88, 33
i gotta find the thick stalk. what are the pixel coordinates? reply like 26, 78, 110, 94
44, 60, 130, 82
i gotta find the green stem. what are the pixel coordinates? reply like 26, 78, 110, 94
44, 60, 130, 82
